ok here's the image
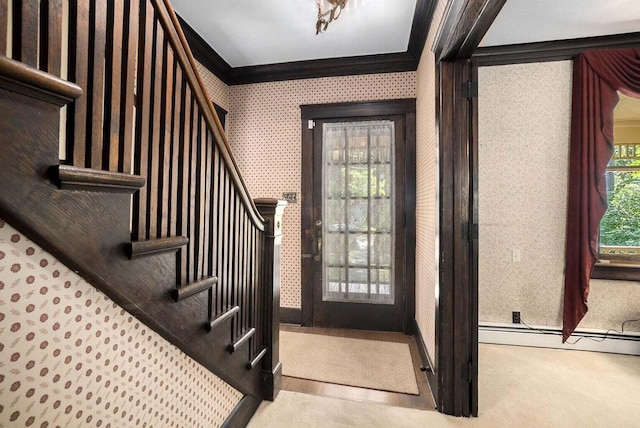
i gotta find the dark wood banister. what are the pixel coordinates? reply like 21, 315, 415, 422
0, 0, 285, 419
152, 0, 265, 230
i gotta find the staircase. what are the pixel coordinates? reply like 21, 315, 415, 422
0, 0, 284, 421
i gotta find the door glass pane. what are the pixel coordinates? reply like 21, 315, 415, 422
321, 121, 395, 304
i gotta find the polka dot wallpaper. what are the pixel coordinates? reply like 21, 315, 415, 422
415, 0, 447, 359
195, 60, 230, 112
0, 218, 242, 428
227, 72, 417, 308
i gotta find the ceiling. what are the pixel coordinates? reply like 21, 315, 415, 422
172, 0, 418, 67
171, 0, 640, 83
481, 0, 640, 47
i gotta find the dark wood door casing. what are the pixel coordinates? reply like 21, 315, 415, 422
436, 59, 479, 417
300, 99, 417, 334
431, 0, 502, 417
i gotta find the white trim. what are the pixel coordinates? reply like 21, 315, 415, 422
479, 322, 640, 356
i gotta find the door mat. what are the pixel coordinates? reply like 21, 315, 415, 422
280, 331, 419, 395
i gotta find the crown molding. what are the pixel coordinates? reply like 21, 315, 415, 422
473, 32, 640, 66
231, 52, 418, 85
177, 16, 234, 85
177, 0, 437, 85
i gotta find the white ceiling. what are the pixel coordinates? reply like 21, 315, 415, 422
481, 0, 640, 47
171, 0, 417, 67
172, 0, 640, 68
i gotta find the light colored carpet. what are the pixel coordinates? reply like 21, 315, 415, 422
250, 344, 640, 427
280, 331, 419, 395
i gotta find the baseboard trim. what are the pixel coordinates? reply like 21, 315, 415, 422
221, 395, 261, 428
413, 319, 438, 409
479, 322, 640, 356
280, 307, 301, 324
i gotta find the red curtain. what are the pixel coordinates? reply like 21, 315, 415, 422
563, 48, 640, 342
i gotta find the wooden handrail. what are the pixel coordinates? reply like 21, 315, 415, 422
152, 0, 265, 231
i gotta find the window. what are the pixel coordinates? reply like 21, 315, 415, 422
565, 48, 640, 339
594, 93, 640, 279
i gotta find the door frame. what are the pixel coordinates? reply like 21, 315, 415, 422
435, 58, 479, 417
300, 99, 417, 334
432, 0, 506, 418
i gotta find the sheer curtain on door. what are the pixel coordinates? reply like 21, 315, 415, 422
322, 121, 396, 304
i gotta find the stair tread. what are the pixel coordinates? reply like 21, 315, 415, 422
206, 305, 240, 332
228, 328, 256, 353
172, 276, 217, 302
125, 236, 189, 259
53, 165, 146, 193
0, 55, 82, 105
247, 347, 267, 370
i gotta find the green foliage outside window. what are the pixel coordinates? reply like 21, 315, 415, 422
600, 159, 640, 248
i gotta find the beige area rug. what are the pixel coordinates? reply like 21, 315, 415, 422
280, 331, 419, 395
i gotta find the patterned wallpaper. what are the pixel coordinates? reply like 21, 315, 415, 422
415, 0, 447, 359
0, 218, 243, 428
195, 60, 230, 112
478, 62, 640, 332
227, 73, 417, 308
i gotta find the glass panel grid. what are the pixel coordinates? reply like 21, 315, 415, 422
322, 121, 395, 305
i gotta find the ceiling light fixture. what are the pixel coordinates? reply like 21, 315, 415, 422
316, 0, 348, 34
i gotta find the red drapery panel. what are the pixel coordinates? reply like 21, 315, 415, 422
563, 48, 640, 342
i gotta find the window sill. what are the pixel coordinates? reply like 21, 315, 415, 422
591, 263, 640, 281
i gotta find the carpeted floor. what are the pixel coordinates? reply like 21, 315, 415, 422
280, 330, 419, 394
249, 344, 640, 427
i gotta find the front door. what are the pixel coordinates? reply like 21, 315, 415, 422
301, 100, 416, 333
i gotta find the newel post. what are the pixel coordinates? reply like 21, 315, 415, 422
254, 198, 287, 401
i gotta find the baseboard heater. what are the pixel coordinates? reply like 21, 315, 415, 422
479, 322, 640, 356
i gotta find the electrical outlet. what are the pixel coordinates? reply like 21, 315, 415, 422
512, 248, 522, 262
512, 311, 521, 324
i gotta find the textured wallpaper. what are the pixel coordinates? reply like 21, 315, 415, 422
415, 0, 447, 360
227, 72, 417, 308
0, 218, 243, 427
478, 61, 640, 332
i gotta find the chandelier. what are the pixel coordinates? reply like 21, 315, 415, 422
316, 0, 348, 34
